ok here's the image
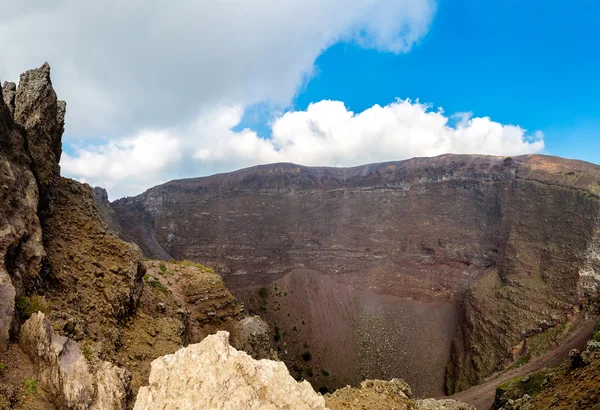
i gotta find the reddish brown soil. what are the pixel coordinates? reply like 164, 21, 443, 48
236, 268, 460, 397
448, 317, 597, 409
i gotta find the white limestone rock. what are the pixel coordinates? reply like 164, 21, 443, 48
134, 330, 328, 410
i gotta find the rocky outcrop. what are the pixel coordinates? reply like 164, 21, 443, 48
0, 71, 46, 350
230, 315, 273, 360
325, 379, 414, 409
19, 312, 131, 410
2, 82, 16, 116
1, 65, 145, 409
12, 63, 65, 209
415, 399, 475, 410
93, 362, 132, 410
134, 331, 327, 410
107, 155, 600, 394
325, 379, 474, 410
0, 62, 67, 351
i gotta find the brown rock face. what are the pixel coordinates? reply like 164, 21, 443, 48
42, 177, 146, 357
108, 155, 600, 395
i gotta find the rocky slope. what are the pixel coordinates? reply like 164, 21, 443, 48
0, 64, 272, 409
106, 155, 600, 395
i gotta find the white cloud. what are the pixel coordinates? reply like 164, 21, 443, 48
61, 99, 544, 199
0, 0, 436, 137
61, 131, 181, 194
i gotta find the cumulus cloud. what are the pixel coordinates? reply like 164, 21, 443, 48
61, 99, 544, 199
0, 0, 436, 137
61, 131, 181, 194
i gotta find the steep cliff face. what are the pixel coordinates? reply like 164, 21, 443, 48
108, 155, 600, 394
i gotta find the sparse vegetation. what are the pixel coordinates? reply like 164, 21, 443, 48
83, 340, 93, 361
527, 321, 572, 359
24, 378, 37, 395
171, 260, 214, 273
0, 362, 5, 374
321, 369, 329, 377
16, 295, 50, 320
494, 370, 552, 408
514, 356, 530, 367
258, 287, 269, 299
144, 274, 169, 294
274, 326, 281, 342
158, 263, 167, 275
593, 320, 600, 342
301, 351, 312, 362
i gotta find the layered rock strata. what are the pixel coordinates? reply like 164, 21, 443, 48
107, 155, 600, 393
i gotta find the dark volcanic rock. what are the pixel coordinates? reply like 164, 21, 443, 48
2, 82, 16, 116
12, 63, 66, 213
108, 154, 600, 394
0, 73, 45, 349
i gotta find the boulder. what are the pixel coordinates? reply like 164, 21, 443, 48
230, 315, 273, 360
19, 312, 131, 410
134, 331, 327, 410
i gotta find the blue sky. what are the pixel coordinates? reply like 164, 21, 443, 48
240, 0, 600, 165
7, 1, 598, 198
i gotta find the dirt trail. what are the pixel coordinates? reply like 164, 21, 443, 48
446, 317, 597, 410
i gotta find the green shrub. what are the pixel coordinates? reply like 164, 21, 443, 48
83, 341, 93, 361
24, 378, 37, 395
301, 351, 312, 362
321, 369, 329, 377
158, 263, 167, 275
0, 362, 5, 374
144, 275, 169, 294
274, 326, 281, 342
514, 356, 530, 367
593, 320, 600, 342
258, 287, 269, 299
16, 296, 50, 320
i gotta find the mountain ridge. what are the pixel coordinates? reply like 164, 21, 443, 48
111, 153, 600, 204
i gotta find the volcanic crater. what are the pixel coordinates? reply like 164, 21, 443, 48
101, 154, 600, 398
